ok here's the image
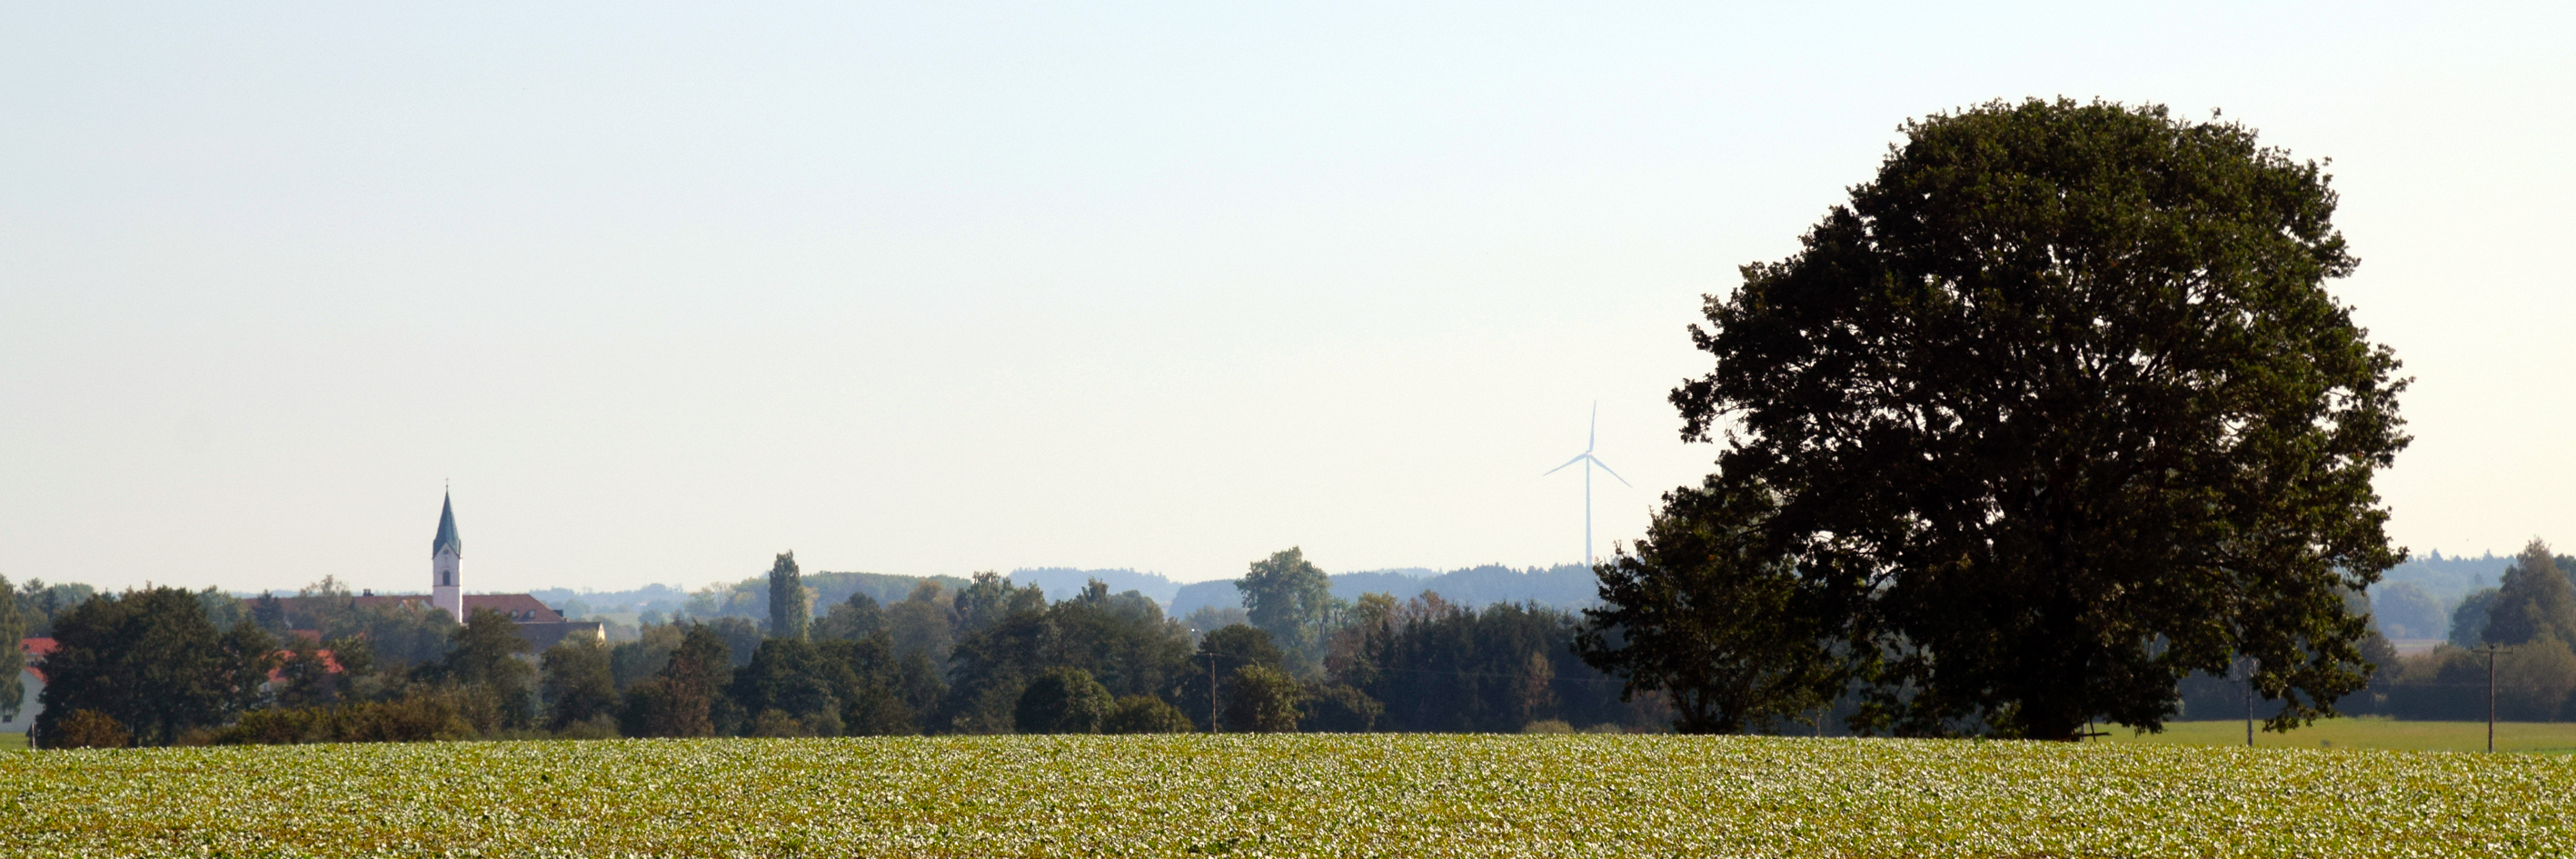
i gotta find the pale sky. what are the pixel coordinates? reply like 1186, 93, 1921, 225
4, 2, 2571, 595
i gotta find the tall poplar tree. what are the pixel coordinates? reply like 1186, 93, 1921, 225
769, 552, 810, 641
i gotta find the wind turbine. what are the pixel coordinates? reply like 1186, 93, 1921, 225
1544, 403, 1630, 564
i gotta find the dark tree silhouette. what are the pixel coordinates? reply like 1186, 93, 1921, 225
1670, 99, 2409, 740
1578, 476, 1833, 734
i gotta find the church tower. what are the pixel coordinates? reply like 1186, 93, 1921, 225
431, 491, 463, 621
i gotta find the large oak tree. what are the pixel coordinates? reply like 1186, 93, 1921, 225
1656, 99, 2407, 740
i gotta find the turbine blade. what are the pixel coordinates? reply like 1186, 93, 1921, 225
1587, 456, 1634, 487
1542, 454, 1588, 476
1587, 402, 1598, 453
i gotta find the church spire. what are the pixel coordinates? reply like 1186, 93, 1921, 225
432, 491, 462, 558
431, 490, 464, 620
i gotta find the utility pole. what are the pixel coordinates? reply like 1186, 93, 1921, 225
2476, 644, 2510, 754
1208, 652, 1220, 734
2233, 655, 2256, 747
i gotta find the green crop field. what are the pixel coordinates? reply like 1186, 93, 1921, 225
2098, 719, 2576, 754
3, 734, 2569, 857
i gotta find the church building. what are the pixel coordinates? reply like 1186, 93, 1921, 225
313, 492, 603, 653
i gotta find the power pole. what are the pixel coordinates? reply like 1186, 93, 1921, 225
2233, 655, 2256, 747
2476, 644, 2510, 754
1208, 652, 1220, 734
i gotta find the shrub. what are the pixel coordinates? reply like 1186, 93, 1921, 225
209, 709, 326, 745
50, 709, 131, 749
1299, 683, 1382, 733
556, 714, 621, 741
1103, 695, 1194, 734
1014, 667, 1114, 734
2496, 637, 2576, 721
1522, 719, 1574, 734
330, 692, 477, 743
750, 709, 812, 738
621, 677, 715, 738
841, 682, 918, 736
1224, 664, 1303, 733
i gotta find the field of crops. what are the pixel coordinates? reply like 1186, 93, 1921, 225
2099, 719, 2576, 754
5, 734, 2570, 857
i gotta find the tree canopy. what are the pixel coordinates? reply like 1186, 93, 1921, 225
1014, 667, 1114, 734
35, 587, 274, 745
1238, 547, 1338, 666
1649, 98, 2408, 740
2484, 540, 2576, 648
1576, 477, 1831, 734
541, 637, 618, 731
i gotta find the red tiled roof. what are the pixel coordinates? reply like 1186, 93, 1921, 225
460, 594, 563, 622
20, 637, 358, 687
265, 649, 345, 684
19, 637, 55, 684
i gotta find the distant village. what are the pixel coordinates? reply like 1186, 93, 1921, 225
4, 494, 601, 734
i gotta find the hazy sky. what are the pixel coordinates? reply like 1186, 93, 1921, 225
4, 3, 2570, 595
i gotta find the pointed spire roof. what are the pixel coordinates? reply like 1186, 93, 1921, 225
432, 492, 462, 557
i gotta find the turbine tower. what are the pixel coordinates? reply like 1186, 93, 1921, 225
1544, 403, 1630, 564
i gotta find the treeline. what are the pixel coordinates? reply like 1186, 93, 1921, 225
2347, 540, 2576, 721
10, 550, 1662, 748
2161, 540, 2576, 724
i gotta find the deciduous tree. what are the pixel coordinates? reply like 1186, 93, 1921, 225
2452, 589, 2501, 650
542, 636, 619, 732
622, 623, 731, 738
426, 608, 536, 728
1298, 682, 1382, 733
1670, 98, 2409, 740
731, 636, 840, 734
2484, 540, 2576, 648
1238, 548, 1338, 667
1224, 664, 1304, 733
885, 582, 955, 663
1014, 667, 1113, 734
1178, 625, 1282, 730
814, 592, 885, 641
2495, 636, 2576, 721
1103, 694, 1194, 734
1578, 476, 1834, 734
819, 633, 920, 735
36, 587, 273, 745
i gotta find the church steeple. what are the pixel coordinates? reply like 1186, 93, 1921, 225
431, 490, 463, 621
432, 492, 463, 557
